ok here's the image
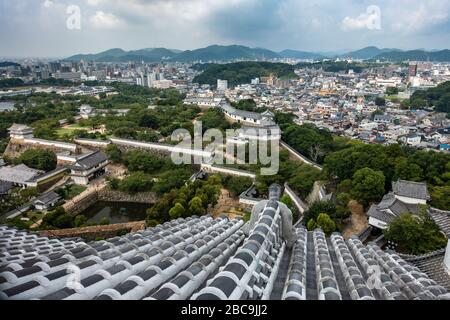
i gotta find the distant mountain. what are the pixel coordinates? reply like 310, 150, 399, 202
65, 45, 450, 64
66, 45, 281, 63
373, 49, 450, 62
65, 48, 178, 62
170, 45, 280, 62
341, 46, 401, 60
318, 49, 352, 57
278, 50, 323, 60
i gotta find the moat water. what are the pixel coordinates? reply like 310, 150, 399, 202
79, 201, 151, 224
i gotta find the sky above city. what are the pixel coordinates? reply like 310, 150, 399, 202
1, 0, 450, 57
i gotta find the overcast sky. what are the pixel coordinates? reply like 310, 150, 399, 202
1, 0, 450, 57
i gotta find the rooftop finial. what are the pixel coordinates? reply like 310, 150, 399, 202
269, 184, 282, 201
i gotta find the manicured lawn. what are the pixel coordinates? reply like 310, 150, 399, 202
56, 124, 89, 137
66, 185, 87, 199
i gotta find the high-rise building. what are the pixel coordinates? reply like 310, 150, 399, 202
148, 73, 157, 87
409, 64, 418, 77
217, 79, 228, 91
48, 62, 61, 74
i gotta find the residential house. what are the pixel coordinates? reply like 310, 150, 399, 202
392, 179, 430, 205
368, 180, 430, 229
33, 191, 61, 211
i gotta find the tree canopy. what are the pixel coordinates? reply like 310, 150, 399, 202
193, 61, 298, 87
384, 212, 448, 255
17, 149, 57, 171
410, 81, 450, 112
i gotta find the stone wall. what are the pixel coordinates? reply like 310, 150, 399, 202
63, 187, 99, 215
201, 163, 256, 179
4, 138, 81, 159
284, 183, 308, 215
280, 141, 323, 171
98, 189, 157, 204
63, 185, 158, 216
38, 221, 146, 240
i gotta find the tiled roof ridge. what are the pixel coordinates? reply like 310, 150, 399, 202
398, 248, 447, 262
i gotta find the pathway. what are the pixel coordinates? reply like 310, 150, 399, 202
342, 200, 368, 240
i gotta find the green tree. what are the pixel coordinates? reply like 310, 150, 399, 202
316, 213, 336, 236
147, 219, 159, 227
288, 165, 323, 198
386, 87, 399, 95
384, 212, 447, 255
113, 127, 137, 139
307, 219, 316, 231
351, 168, 386, 206
199, 109, 230, 132
18, 149, 57, 171
33, 126, 58, 140
152, 168, 193, 195
282, 123, 335, 164
74, 215, 87, 227
107, 177, 120, 190
42, 206, 66, 227
100, 217, 110, 226
125, 150, 164, 174
119, 172, 154, 193
169, 203, 185, 220
222, 176, 253, 197
394, 157, 423, 182
430, 186, 450, 211
188, 196, 204, 216
54, 214, 74, 229
105, 145, 123, 163
20, 188, 38, 201
304, 201, 337, 224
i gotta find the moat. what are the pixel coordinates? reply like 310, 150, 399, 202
79, 201, 151, 224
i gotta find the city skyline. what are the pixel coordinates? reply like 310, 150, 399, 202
1, 0, 450, 58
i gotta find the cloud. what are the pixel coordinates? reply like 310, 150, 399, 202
42, 0, 53, 8
389, 3, 449, 34
86, 0, 105, 6
0, 0, 450, 57
89, 11, 127, 29
341, 6, 381, 32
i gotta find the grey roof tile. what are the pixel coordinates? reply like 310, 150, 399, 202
0, 194, 448, 300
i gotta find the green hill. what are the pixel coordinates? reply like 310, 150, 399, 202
278, 50, 324, 60
193, 61, 298, 87
65, 48, 177, 62
410, 81, 450, 113
171, 45, 280, 62
374, 49, 450, 62
341, 46, 401, 60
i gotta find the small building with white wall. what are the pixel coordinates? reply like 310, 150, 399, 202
368, 180, 430, 230
8, 124, 34, 140
70, 150, 110, 185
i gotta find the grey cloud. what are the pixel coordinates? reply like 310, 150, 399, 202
0, 0, 449, 57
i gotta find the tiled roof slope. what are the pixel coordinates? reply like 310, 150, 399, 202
192, 199, 286, 300
1, 205, 449, 300
367, 193, 420, 225
429, 208, 450, 238
401, 249, 450, 291
392, 180, 429, 200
